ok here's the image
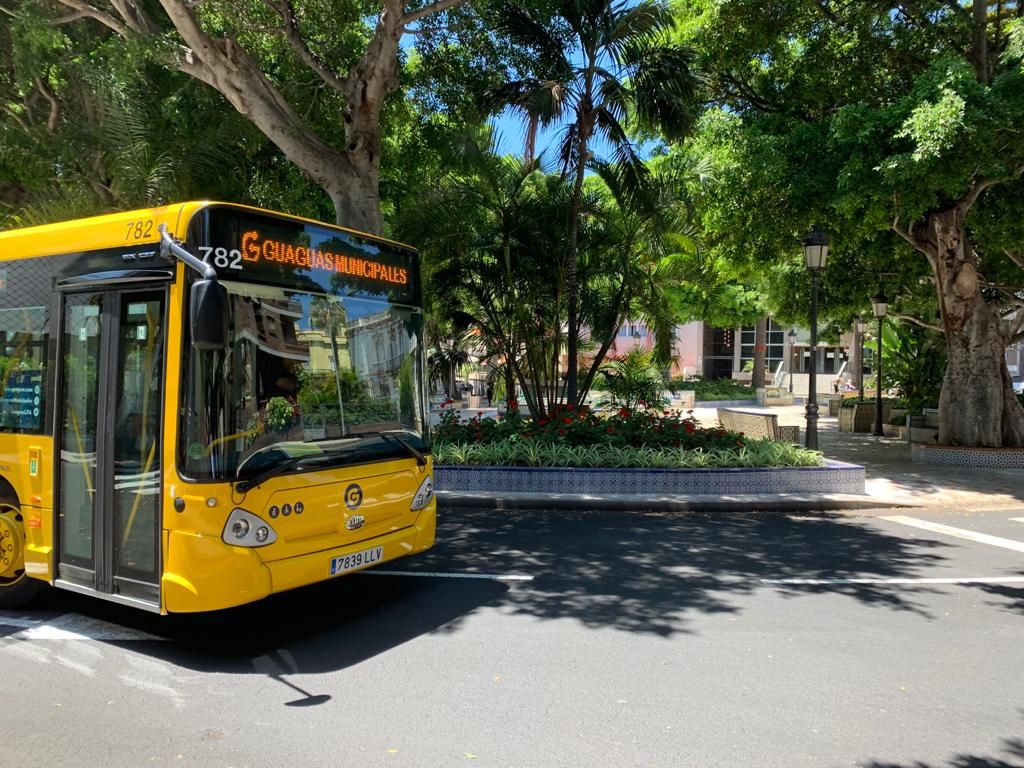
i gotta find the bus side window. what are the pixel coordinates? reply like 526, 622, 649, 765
0, 260, 51, 435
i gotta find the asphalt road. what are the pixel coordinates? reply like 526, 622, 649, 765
3, 505, 1024, 768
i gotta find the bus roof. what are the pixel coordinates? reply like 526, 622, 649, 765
0, 201, 416, 261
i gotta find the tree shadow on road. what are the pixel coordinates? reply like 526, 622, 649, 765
6, 506, 966, 688
979, 579, 1024, 614
414, 507, 951, 637
861, 737, 1024, 767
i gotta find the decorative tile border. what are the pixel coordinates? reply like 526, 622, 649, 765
435, 460, 865, 496
911, 444, 1024, 468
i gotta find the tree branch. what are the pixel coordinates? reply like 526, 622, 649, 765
1004, 250, 1024, 271
272, 0, 347, 94
891, 313, 944, 333
960, 164, 1024, 215
107, 0, 161, 34
34, 77, 60, 134
891, 215, 934, 258
1, 104, 28, 133
401, 0, 466, 27
49, 10, 94, 24
52, 0, 132, 36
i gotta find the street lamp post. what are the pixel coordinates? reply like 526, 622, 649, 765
871, 291, 888, 437
803, 229, 830, 450
787, 329, 797, 394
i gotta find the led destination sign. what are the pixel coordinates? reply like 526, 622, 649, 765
239, 230, 409, 286
198, 207, 420, 305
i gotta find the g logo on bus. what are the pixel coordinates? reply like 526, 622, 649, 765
344, 484, 363, 510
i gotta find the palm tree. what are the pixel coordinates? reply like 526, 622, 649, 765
309, 297, 348, 431
491, 0, 701, 406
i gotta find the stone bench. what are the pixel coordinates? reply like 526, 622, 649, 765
668, 390, 696, 410
756, 386, 795, 406
717, 408, 801, 444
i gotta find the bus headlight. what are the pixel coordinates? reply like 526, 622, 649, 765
222, 508, 277, 547
410, 475, 433, 511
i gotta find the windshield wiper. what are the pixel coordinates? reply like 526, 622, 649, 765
350, 431, 427, 466
235, 452, 348, 494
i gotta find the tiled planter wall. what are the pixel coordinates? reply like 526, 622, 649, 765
911, 444, 1024, 468
435, 460, 865, 496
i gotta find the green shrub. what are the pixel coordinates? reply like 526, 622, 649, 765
433, 402, 746, 451
597, 349, 667, 411
670, 377, 756, 402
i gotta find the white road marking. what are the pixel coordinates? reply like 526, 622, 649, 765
762, 576, 1024, 586
1010, 518, 1024, 524
882, 515, 1024, 554
119, 656, 186, 707
361, 569, 534, 582
0, 612, 164, 642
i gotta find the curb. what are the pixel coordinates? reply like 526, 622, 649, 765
436, 490, 907, 513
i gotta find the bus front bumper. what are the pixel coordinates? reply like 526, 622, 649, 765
162, 505, 436, 613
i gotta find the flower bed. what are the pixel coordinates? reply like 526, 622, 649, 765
432, 402, 823, 469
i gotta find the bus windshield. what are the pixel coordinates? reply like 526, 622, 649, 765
181, 283, 426, 481
179, 208, 426, 482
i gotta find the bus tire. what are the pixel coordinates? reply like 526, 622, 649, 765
0, 500, 44, 609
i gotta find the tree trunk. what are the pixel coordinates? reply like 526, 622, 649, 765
930, 208, 1024, 446
751, 317, 767, 389
565, 113, 593, 408
849, 321, 863, 398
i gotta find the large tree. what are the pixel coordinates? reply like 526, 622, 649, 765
679, 0, 1024, 447
491, 0, 700, 405
399, 133, 701, 418
1, 0, 517, 233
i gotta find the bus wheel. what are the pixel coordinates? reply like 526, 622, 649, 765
0, 501, 43, 609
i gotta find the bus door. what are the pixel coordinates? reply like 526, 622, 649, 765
55, 286, 166, 608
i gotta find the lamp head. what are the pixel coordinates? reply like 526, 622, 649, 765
802, 228, 830, 272
871, 291, 888, 318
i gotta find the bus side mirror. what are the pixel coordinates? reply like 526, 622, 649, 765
190, 279, 229, 351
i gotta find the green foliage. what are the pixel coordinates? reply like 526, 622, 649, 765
674, 1, 1024, 336
597, 349, 667, 411
434, 401, 746, 451
434, 437, 822, 469
879, 321, 945, 413
671, 377, 756, 402
264, 397, 294, 433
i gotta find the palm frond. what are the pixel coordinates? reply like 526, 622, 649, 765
627, 42, 702, 140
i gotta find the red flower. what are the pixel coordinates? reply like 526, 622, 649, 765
606, 427, 615, 434
557, 428, 566, 436
538, 418, 549, 426
562, 416, 572, 424
478, 411, 484, 417
684, 422, 695, 434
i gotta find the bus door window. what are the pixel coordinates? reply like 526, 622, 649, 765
113, 294, 163, 583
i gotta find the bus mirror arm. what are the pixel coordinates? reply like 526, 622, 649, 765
158, 224, 218, 281
159, 225, 230, 351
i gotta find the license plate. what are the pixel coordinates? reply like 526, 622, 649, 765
329, 545, 384, 577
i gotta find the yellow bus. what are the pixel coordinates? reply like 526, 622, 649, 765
0, 202, 435, 613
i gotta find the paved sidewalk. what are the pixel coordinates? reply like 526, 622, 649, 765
692, 405, 1024, 510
